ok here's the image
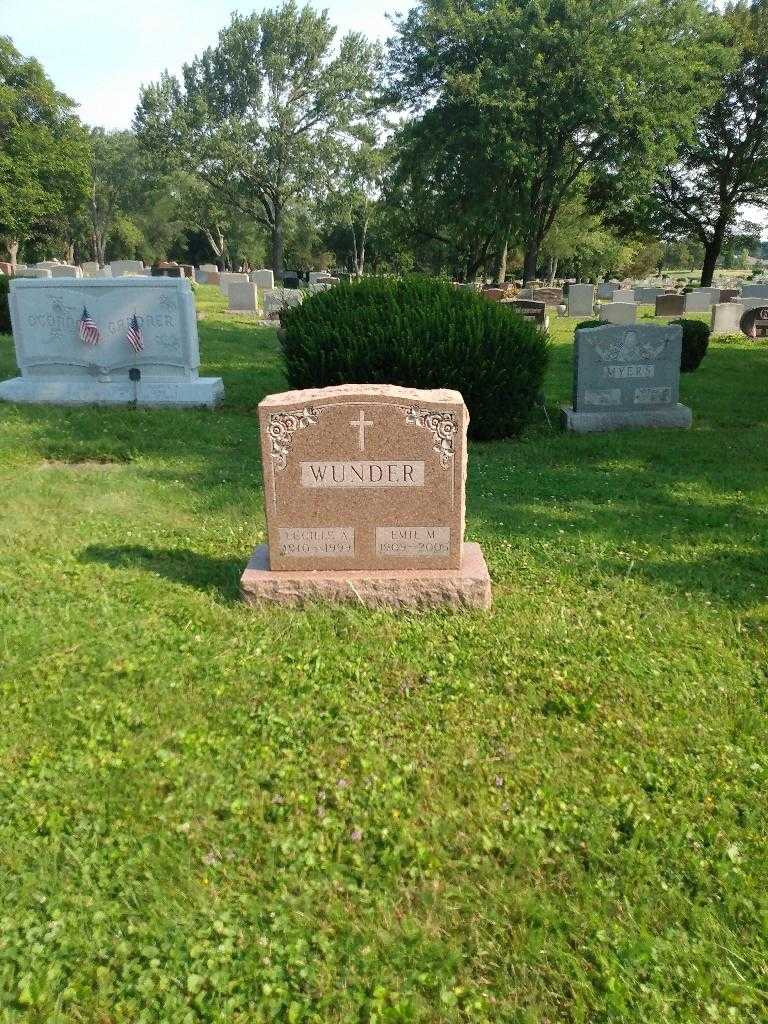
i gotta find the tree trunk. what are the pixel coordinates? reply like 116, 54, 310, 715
7, 240, 19, 267
356, 217, 369, 277
523, 244, 538, 286
548, 256, 558, 286
700, 236, 722, 286
495, 238, 509, 285
271, 206, 285, 280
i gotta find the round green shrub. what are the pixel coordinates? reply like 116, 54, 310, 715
669, 317, 710, 372
0, 275, 11, 335
574, 319, 603, 330
279, 275, 550, 440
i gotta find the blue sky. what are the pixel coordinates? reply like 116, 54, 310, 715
1, 0, 412, 129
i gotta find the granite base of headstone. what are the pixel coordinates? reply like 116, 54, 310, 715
0, 278, 224, 408
240, 384, 492, 610
561, 323, 692, 434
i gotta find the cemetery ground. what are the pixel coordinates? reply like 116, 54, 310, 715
1, 286, 767, 1023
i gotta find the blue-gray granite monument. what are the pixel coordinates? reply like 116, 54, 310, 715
561, 323, 692, 434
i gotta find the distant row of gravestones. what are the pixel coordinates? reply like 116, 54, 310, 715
481, 282, 768, 339
0, 275, 718, 439
0, 261, 345, 320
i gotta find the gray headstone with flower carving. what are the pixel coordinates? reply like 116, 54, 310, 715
561, 323, 692, 433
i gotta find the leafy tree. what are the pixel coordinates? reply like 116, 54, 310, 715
386, 102, 514, 281
389, 0, 731, 283
0, 36, 90, 264
614, 1, 768, 285
323, 142, 387, 276
135, 2, 381, 278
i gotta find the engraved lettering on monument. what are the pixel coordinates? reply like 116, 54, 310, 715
561, 323, 692, 433
1, 278, 224, 407
258, 385, 468, 572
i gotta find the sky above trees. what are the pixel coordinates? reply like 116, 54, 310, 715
2, 0, 412, 129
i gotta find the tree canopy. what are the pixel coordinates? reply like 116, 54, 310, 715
135, 2, 381, 277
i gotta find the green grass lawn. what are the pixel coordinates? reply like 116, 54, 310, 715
1, 286, 767, 1023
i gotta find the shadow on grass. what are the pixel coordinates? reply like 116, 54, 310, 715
80, 545, 244, 603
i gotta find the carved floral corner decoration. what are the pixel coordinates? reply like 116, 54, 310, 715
406, 406, 457, 468
268, 407, 320, 471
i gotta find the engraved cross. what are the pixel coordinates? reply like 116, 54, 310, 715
350, 409, 374, 452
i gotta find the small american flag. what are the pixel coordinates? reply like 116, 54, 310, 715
126, 313, 144, 353
78, 307, 101, 346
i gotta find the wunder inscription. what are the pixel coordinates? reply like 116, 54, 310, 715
300, 461, 425, 487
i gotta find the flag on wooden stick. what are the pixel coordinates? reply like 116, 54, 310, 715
126, 312, 144, 353
78, 307, 101, 346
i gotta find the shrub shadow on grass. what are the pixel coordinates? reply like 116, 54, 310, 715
80, 545, 244, 603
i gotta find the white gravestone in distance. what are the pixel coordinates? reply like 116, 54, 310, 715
612, 288, 635, 304
561, 323, 692, 434
684, 291, 712, 312
50, 265, 82, 278
711, 303, 746, 336
228, 282, 260, 312
109, 260, 145, 277
250, 269, 275, 290
219, 272, 249, 296
0, 278, 224, 408
567, 284, 595, 317
600, 302, 637, 325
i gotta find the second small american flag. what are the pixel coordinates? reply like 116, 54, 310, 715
126, 313, 144, 353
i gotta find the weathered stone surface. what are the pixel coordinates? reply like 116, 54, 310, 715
503, 298, 548, 329
655, 293, 685, 317
259, 384, 468, 572
110, 260, 145, 277
16, 268, 52, 279
531, 287, 563, 306
740, 305, 768, 339
711, 302, 745, 336
241, 541, 492, 610
636, 287, 664, 304
228, 282, 259, 312
50, 265, 82, 278
599, 302, 637, 325
250, 269, 275, 290
219, 272, 249, 295
263, 288, 304, 316
567, 284, 595, 317
741, 284, 768, 299
596, 283, 615, 300
612, 289, 635, 304
0, 277, 224, 408
684, 291, 712, 312
562, 322, 691, 434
